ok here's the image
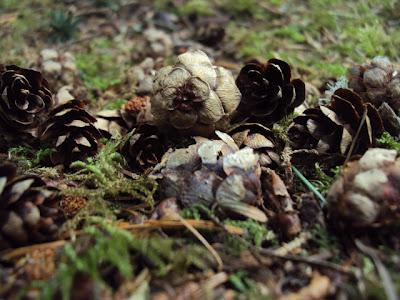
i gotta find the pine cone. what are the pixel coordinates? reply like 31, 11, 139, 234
40, 100, 102, 166
0, 163, 61, 249
327, 148, 400, 228
120, 124, 167, 172
159, 132, 267, 222
348, 56, 400, 110
235, 58, 305, 126
0, 65, 53, 147
151, 50, 241, 137
95, 96, 153, 138
288, 88, 383, 156
228, 123, 280, 167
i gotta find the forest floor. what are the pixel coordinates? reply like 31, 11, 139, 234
0, 0, 400, 299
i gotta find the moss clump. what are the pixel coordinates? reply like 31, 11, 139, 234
224, 219, 276, 254
75, 38, 123, 93
377, 132, 400, 152
229, 271, 271, 299
69, 140, 157, 207
8, 146, 55, 170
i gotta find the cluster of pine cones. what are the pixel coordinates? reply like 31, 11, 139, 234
1, 51, 400, 250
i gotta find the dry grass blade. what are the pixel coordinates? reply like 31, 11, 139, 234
1, 240, 66, 261
176, 214, 224, 271
355, 239, 399, 300
344, 108, 367, 164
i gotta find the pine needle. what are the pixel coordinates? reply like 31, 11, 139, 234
173, 212, 224, 271
292, 165, 327, 206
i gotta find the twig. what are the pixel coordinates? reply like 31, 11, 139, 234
175, 214, 224, 271
255, 247, 354, 277
273, 232, 311, 256
355, 239, 399, 300
1, 240, 66, 261
345, 108, 368, 165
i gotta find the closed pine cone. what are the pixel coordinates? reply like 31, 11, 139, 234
327, 148, 400, 229
234, 58, 305, 126
348, 56, 400, 110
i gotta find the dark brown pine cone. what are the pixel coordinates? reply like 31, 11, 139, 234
120, 124, 167, 173
234, 58, 305, 126
288, 88, 383, 156
0, 65, 53, 147
40, 100, 102, 167
327, 148, 400, 229
348, 56, 400, 110
0, 163, 62, 249
228, 123, 280, 167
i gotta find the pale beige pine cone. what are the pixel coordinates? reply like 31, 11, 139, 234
327, 148, 400, 229
151, 50, 241, 137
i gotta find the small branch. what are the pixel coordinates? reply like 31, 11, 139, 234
255, 247, 354, 277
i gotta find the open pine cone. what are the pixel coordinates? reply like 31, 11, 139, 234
151, 50, 241, 137
234, 58, 305, 126
40, 100, 102, 166
229, 123, 280, 167
288, 88, 383, 156
120, 124, 168, 173
0, 65, 53, 147
348, 56, 400, 110
327, 148, 400, 229
158, 132, 267, 222
0, 163, 62, 249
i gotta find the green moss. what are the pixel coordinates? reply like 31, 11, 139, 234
313, 164, 342, 195
102, 98, 127, 110
224, 219, 276, 254
377, 132, 400, 152
36, 220, 211, 299
315, 62, 347, 77
229, 271, 271, 299
178, 0, 215, 16
75, 38, 123, 94
8, 146, 55, 170
274, 25, 306, 43
226, 219, 275, 247
180, 203, 216, 220
69, 140, 157, 207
